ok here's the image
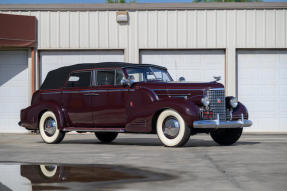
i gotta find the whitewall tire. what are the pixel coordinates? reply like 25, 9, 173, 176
156, 109, 191, 147
40, 165, 58, 178
39, 111, 65, 144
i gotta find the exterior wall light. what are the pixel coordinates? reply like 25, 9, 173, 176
116, 11, 129, 23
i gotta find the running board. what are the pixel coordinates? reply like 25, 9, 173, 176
63, 127, 125, 133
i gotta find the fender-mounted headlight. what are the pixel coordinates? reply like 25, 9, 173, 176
201, 96, 210, 107
229, 97, 238, 108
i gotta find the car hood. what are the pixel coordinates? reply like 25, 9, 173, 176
133, 80, 224, 104
133, 80, 224, 91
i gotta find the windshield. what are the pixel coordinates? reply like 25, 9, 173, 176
125, 67, 173, 82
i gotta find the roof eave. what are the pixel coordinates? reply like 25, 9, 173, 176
0, 2, 287, 11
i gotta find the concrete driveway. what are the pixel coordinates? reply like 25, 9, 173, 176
0, 133, 286, 191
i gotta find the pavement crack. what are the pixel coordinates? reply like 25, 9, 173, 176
204, 154, 245, 191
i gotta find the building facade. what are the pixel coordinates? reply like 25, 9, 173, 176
0, 2, 287, 132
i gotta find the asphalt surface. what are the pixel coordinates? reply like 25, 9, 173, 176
0, 133, 287, 191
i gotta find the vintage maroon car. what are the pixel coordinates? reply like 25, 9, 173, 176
19, 62, 252, 147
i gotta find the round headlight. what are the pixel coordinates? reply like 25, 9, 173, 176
201, 96, 210, 107
229, 97, 238, 108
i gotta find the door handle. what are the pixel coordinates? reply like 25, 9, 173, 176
83, 93, 99, 96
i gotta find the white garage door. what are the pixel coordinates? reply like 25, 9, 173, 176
0, 51, 28, 133
238, 50, 287, 132
40, 50, 124, 83
140, 50, 225, 84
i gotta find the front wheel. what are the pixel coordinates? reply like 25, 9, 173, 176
39, 111, 65, 144
156, 109, 191, 147
95, 132, 118, 143
210, 128, 243, 146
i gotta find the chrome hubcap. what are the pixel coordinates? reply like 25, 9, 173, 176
44, 117, 57, 137
162, 116, 180, 139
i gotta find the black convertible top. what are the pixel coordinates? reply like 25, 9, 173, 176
40, 62, 166, 90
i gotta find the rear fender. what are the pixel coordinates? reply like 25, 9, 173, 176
21, 102, 65, 130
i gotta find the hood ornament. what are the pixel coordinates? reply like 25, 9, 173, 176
213, 76, 221, 82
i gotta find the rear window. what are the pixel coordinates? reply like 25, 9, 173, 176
65, 71, 91, 88
96, 70, 115, 86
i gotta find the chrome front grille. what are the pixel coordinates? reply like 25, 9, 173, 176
207, 88, 226, 121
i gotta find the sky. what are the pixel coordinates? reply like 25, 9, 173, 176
0, 0, 286, 4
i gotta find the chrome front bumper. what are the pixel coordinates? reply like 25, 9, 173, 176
193, 114, 253, 129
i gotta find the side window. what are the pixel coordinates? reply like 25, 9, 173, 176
96, 70, 115, 86
65, 71, 91, 88
115, 69, 124, 85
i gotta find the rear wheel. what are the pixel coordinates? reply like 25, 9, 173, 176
39, 111, 65, 144
95, 132, 118, 143
39, 165, 58, 178
210, 128, 243, 146
156, 109, 190, 147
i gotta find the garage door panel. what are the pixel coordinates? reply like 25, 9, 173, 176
0, 87, 27, 100
279, 86, 287, 96
279, 69, 287, 80
279, 55, 287, 65
0, 65, 27, 85
40, 50, 124, 84
0, 51, 28, 133
247, 103, 274, 114
141, 50, 225, 84
279, 103, 287, 112
238, 50, 287, 132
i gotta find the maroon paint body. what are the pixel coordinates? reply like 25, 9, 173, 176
20, 66, 249, 134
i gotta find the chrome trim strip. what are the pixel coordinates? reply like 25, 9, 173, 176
153, 89, 204, 91
63, 89, 130, 93
41, 89, 133, 94
41, 88, 207, 94
208, 88, 225, 91
83, 93, 99, 96
63, 128, 125, 132
170, 95, 188, 99
41, 92, 61, 95
157, 94, 191, 96
193, 114, 253, 128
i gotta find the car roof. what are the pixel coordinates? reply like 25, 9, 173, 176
55, 62, 166, 71
40, 62, 167, 90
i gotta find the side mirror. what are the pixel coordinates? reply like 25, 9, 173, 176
121, 75, 135, 86
178, 77, 185, 82
120, 79, 129, 86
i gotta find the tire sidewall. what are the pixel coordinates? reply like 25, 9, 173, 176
95, 132, 118, 143
39, 111, 60, 144
40, 165, 58, 178
156, 109, 186, 147
210, 128, 243, 146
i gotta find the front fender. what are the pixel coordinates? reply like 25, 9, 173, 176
132, 87, 200, 124
226, 96, 249, 120
232, 101, 249, 120
20, 101, 65, 130
153, 98, 200, 126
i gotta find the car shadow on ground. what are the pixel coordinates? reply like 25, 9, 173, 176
58, 138, 260, 147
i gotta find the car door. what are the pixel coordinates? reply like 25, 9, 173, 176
62, 70, 94, 127
91, 68, 128, 127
